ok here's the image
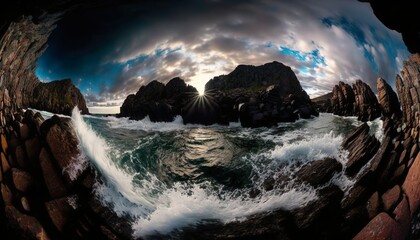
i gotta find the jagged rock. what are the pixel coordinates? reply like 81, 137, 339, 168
377, 77, 402, 118
353, 80, 381, 121
119, 78, 197, 122
342, 123, 380, 176
31, 79, 89, 115
296, 158, 342, 187
330, 80, 381, 121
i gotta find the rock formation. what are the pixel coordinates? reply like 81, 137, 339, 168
377, 77, 402, 119
330, 80, 381, 121
0, 14, 89, 116
119, 62, 319, 127
311, 92, 332, 112
119, 77, 197, 122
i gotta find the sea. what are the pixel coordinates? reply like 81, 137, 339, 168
36, 108, 384, 238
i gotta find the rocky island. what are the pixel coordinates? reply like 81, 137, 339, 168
1, 0, 420, 240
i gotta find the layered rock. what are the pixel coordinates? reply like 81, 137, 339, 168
377, 77, 402, 118
330, 80, 381, 121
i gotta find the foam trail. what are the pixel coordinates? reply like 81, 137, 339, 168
71, 107, 154, 216
270, 131, 346, 163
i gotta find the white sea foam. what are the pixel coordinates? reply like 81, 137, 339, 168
367, 117, 384, 142
270, 131, 346, 163
71, 107, 156, 217
133, 182, 317, 237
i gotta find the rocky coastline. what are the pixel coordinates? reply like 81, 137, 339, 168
1, 1, 420, 239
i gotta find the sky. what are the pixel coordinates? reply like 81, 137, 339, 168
35, 0, 410, 114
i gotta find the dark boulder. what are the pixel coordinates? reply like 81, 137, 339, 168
342, 123, 380, 176
296, 158, 342, 187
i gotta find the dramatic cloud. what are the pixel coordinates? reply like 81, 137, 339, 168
36, 0, 409, 111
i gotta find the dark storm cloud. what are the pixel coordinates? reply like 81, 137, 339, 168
37, 0, 410, 108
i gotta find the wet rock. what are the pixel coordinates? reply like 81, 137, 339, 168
43, 116, 80, 178
381, 185, 401, 212
402, 153, 420, 216
1, 152, 10, 173
393, 196, 411, 240
293, 186, 343, 232
5, 206, 49, 239
410, 143, 418, 159
340, 204, 369, 238
38, 148, 68, 199
342, 123, 380, 176
21, 196, 31, 212
296, 158, 342, 187
352, 212, 398, 240
45, 197, 76, 232
15, 145, 28, 169
377, 77, 402, 118
12, 168, 33, 192
377, 151, 398, 188
31, 79, 89, 115
1, 134, 8, 153
366, 192, 380, 219
25, 137, 42, 164
1, 183, 13, 205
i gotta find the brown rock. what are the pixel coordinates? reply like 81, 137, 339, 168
5, 206, 49, 239
19, 124, 30, 140
44, 117, 80, 174
353, 80, 381, 121
45, 196, 75, 232
392, 196, 411, 240
377, 77, 402, 118
399, 149, 408, 164
381, 185, 401, 212
1, 152, 10, 173
296, 157, 342, 187
366, 192, 380, 219
343, 123, 380, 176
38, 148, 68, 199
402, 153, 420, 216
21, 196, 31, 212
1, 134, 8, 153
390, 164, 406, 184
410, 143, 419, 159
1, 183, 13, 205
352, 212, 397, 240
25, 137, 42, 164
12, 168, 33, 192
15, 145, 28, 168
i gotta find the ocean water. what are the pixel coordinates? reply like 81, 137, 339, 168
39, 108, 383, 238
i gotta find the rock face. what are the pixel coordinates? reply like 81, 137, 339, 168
311, 92, 332, 112
377, 77, 402, 118
330, 80, 381, 121
32, 79, 89, 115
119, 62, 318, 127
119, 77, 197, 122
0, 14, 89, 116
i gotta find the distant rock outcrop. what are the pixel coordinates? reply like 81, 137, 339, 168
119, 62, 318, 127
119, 77, 197, 122
330, 80, 381, 121
204, 61, 318, 127
311, 92, 332, 112
31, 79, 89, 115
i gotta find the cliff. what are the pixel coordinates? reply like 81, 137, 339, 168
0, 14, 89, 115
